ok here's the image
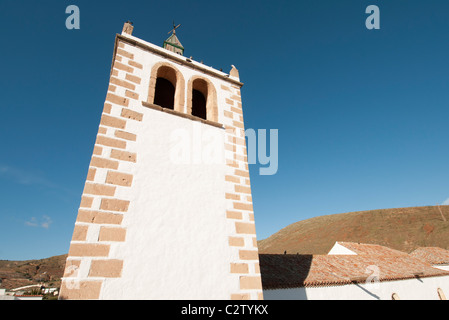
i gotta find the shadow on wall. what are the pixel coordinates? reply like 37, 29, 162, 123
259, 254, 313, 300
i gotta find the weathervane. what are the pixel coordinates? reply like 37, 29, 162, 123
168, 21, 181, 35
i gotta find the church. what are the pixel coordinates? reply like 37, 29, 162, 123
59, 22, 263, 300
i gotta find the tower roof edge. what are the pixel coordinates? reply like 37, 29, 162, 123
115, 33, 244, 87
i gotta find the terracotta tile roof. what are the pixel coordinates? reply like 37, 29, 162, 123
335, 242, 408, 256
410, 247, 449, 265
259, 253, 449, 290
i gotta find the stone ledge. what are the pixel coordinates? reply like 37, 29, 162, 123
141, 101, 224, 129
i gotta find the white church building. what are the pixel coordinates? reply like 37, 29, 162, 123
260, 242, 449, 300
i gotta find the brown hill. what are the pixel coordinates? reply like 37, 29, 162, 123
0, 254, 67, 290
258, 206, 449, 255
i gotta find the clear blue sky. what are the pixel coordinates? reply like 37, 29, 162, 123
1, 0, 449, 260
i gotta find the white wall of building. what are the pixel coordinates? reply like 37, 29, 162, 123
434, 265, 449, 271
263, 275, 449, 300
15, 296, 43, 301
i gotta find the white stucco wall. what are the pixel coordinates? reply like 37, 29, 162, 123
263, 275, 449, 300
434, 265, 449, 271
100, 107, 235, 299
15, 296, 43, 301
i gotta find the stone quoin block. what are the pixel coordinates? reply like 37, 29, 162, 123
90, 157, 119, 170
76, 210, 124, 225
100, 198, 130, 212
89, 259, 124, 278
68, 243, 110, 257
106, 92, 130, 107
106, 171, 133, 187
110, 149, 137, 163
114, 130, 137, 141
60, 281, 103, 300
121, 108, 143, 122
99, 227, 127, 242
95, 135, 127, 149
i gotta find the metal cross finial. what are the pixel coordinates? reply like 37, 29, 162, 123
168, 21, 181, 35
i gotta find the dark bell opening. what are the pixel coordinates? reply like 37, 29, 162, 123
192, 89, 207, 120
154, 78, 175, 110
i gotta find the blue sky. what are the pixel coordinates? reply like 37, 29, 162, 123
1, 0, 449, 260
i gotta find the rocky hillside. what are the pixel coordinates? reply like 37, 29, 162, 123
0, 254, 67, 290
258, 206, 449, 255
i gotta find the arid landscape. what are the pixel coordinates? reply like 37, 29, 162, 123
2, 205, 449, 291
258, 205, 449, 255
0, 254, 66, 291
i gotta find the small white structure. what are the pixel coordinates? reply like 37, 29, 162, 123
14, 295, 43, 301
0, 288, 43, 300
0, 289, 15, 301
261, 242, 449, 300
327, 242, 358, 255
42, 287, 58, 295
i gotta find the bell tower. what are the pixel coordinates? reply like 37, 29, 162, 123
60, 22, 263, 300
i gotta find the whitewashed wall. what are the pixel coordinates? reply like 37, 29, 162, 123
100, 108, 235, 299
263, 276, 449, 300
434, 265, 449, 271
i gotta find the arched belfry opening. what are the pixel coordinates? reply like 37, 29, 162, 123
192, 79, 208, 120
148, 63, 185, 113
154, 77, 175, 110
187, 77, 218, 123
